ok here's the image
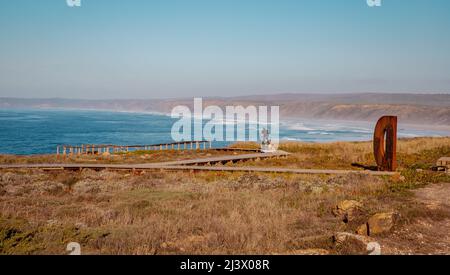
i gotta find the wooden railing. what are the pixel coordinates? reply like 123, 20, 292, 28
56, 140, 212, 156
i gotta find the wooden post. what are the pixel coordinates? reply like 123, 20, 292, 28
196, 141, 199, 150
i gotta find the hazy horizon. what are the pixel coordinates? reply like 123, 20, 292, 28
2, 91, 450, 101
1, 0, 450, 99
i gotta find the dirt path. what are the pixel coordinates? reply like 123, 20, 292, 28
381, 182, 450, 255
414, 183, 450, 209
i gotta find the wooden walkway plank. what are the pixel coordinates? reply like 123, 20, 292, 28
142, 151, 290, 167
0, 164, 397, 176
0, 151, 398, 176
154, 165, 398, 176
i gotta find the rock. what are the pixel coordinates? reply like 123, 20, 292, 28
332, 200, 363, 223
366, 212, 400, 235
333, 232, 375, 254
356, 224, 369, 236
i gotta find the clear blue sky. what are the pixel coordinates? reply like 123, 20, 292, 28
1, 0, 449, 99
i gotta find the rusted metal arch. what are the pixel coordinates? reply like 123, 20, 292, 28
373, 116, 397, 172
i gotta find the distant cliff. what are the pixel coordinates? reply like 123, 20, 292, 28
1, 93, 449, 125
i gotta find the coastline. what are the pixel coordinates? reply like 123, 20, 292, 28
2, 106, 450, 132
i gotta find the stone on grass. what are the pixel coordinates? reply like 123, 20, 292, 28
333, 232, 375, 254
332, 200, 363, 223
366, 212, 400, 235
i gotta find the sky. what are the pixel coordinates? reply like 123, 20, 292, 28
0, 0, 450, 99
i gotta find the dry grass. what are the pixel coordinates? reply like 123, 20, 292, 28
233, 137, 450, 170
0, 137, 449, 255
0, 149, 248, 165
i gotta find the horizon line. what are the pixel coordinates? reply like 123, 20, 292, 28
2, 91, 450, 101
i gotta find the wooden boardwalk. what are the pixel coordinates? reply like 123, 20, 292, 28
0, 151, 288, 170
147, 165, 398, 176
147, 151, 289, 166
0, 163, 397, 176
0, 150, 397, 176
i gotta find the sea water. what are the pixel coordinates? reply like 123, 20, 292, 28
0, 108, 448, 155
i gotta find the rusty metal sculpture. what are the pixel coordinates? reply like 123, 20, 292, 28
373, 116, 398, 171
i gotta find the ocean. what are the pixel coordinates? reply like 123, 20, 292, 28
0, 108, 448, 155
